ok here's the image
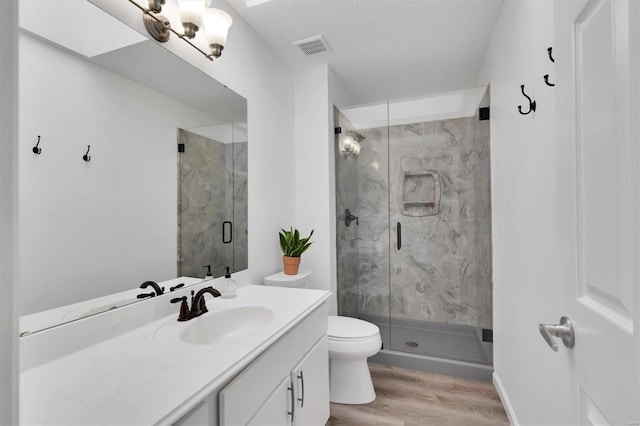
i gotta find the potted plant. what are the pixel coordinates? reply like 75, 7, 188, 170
279, 227, 314, 275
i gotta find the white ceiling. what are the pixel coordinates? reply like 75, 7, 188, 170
225, 0, 504, 105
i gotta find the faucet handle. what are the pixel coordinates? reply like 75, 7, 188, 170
170, 283, 185, 292
137, 292, 155, 299
171, 296, 190, 322
140, 280, 164, 296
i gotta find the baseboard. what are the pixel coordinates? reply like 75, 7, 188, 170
493, 371, 519, 426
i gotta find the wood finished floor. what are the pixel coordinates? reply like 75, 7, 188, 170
326, 363, 509, 426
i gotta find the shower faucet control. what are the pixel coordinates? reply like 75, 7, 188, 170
345, 209, 359, 227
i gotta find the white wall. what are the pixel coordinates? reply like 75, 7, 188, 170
292, 64, 355, 312
477, 0, 573, 424
293, 65, 332, 306
19, 33, 215, 314
0, 0, 18, 422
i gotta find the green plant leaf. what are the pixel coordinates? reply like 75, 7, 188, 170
278, 227, 314, 257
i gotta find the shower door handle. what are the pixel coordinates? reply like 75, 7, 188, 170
222, 221, 232, 244
397, 222, 402, 250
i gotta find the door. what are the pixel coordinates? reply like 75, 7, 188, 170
247, 376, 292, 426
554, 0, 639, 424
291, 337, 330, 426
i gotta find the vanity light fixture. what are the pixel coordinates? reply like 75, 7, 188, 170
128, 0, 233, 61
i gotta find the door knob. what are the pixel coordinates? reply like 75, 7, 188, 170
539, 316, 575, 351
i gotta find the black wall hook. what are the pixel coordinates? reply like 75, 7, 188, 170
544, 74, 555, 86
517, 85, 536, 115
544, 46, 555, 86
32, 136, 42, 155
83, 145, 91, 162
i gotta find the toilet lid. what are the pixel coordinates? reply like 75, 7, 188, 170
328, 316, 380, 340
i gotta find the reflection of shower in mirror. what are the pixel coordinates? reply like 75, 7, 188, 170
337, 128, 365, 158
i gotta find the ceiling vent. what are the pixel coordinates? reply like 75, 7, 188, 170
293, 35, 331, 56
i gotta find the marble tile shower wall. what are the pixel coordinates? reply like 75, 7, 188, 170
335, 111, 366, 317
233, 142, 248, 272
336, 114, 491, 329
178, 130, 243, 278
353, 126, 391, 318
473, 110, 492, 328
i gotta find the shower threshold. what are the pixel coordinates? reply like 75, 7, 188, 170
358, 313, 494, 382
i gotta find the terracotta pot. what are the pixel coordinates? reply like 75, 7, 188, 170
283, 256, 301, 275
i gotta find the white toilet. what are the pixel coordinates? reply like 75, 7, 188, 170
263, 270, 382, 405
327, 315, 382, 404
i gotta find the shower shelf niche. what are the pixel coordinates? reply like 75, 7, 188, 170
400, 159, 441, 217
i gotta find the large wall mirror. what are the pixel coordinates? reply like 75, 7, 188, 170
19, 0, 247, 335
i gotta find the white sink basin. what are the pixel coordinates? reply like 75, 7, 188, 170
156, 305, 276, 346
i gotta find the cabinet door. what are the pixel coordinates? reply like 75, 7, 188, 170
247, 376, 292, 426
291, 337, 329, 426
173, 400, 211, 426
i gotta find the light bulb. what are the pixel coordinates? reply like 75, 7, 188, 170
203, 8, 233, 57
178, 0, 207, 38
352, 142, 361, 157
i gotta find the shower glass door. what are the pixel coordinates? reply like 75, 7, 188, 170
387, 96, 492, 365
334, 102, 391, 345
335, 87, 493, 366
178, 122, 245, 279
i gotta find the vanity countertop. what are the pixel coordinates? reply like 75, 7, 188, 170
19, 277, 204, 336
20, 283, 331, 425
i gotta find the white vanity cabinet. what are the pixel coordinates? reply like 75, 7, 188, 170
247, 376, 291, 425
174, 400, 213, 426
290, 338, 329, 425
21, 283, 331, 426
219, 302, 329, 426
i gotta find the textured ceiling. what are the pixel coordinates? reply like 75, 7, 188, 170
225, 0, 504, 105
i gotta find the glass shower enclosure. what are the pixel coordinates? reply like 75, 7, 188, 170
334, 87, 493, 375
178, 122, 248, 279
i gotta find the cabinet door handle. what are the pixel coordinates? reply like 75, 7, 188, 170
397, 222, 402, 250
287, 384, 295, 423
297, 371, 305, 408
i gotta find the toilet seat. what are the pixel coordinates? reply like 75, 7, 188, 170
328, 315, 380, 341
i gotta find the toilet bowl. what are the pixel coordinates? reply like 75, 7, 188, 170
328, 315, 382, 404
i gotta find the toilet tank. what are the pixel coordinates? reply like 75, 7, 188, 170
263, 269, 312, 288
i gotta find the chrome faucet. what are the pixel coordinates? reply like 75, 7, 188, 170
170, 286, 221, 321
137, 280, 165, 298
